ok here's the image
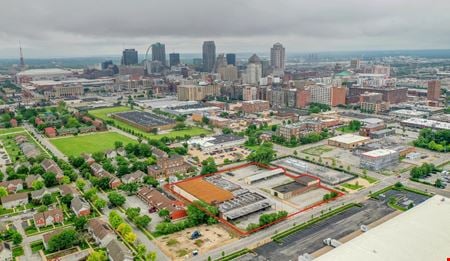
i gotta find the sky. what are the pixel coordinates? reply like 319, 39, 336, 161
1, 0, 450, 58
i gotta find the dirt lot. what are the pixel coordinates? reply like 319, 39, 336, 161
157, 224, 237, 260
189, 146, 251, 165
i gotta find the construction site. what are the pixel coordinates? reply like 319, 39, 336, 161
168, 162, 342, 234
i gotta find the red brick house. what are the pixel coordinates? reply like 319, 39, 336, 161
35, 117, 44, 126
9, 119, 17, 127
0, 179, 24, 193
71, 197, 91, 217
33, 208, 64, 227
44, 127, 57, 138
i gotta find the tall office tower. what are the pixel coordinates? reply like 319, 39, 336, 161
245, 54, 262, 85
213, 53, 227, 73
226, 53, 236, 66
427, 80, 441, 101
270, 42, 286, 70
202, 41, 216, 72
350, 59, 361, 69
169, 53, 180, 67
121, 49, 138, 65
151, 42, 166, 66
101, 60, 113, 70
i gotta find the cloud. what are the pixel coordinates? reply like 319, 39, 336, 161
1, 0, 450, 57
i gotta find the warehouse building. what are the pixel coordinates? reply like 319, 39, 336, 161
112, 111, 176, 131
187, 134, 246, 152
328, 134, 371, 149
315, 195, 450, 261
270, 175, 320, 200
360, 149, 399, 171
401, 118, 450, 131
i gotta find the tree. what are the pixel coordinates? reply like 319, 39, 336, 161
42, 194, 54, 206
125, 207, 141, 220
108, 192, 126, 207
247, 142, 276, 164
61, 176, 71, 184
76, 178, 86, 191
120, 183, 139, 195
117, 223, 132, 236
92, 152, 105, 163
47, 229, 79, 252
61, 194, 74, 206
74, 216, 88, 230
109, 211, 124, 229
84, 188, 98, 201
0, 187, 8, 197
87, 250, 108, 261
94, 198, 107, 210
124, 232, 137, 244
435, 179, 444, 188
43, 172, 57, 187
200, 157, 218, 175
32, 180, 45, 190
9, 229, 23, 245
135, 215, 151, 227
114, 141, 124, 149
158, 209, 170, 218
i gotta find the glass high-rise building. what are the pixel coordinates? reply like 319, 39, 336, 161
169, 53, 180, 67
202, 41, 216, 72
151, 42, 166, 66
121, 49, 138, 65
226, 53, 236, 66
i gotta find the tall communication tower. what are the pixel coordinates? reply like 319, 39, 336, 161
19, 41, 25, 69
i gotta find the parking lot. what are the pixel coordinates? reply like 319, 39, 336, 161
248, 189, 430, 261
249, 199, 395, 260
189, 146, 251, 165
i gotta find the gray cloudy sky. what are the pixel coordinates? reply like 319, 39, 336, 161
1, 0, 450, 58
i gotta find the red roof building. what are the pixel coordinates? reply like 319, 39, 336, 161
44, 127, 57, 138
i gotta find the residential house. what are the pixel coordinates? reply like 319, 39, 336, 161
116, 147, 126, 157
71, 197, 91, 217
25, 175, 43, 188
81, 153, 95, 165
59, 184, 79, 196
9, 119, 17, 127
33, 208, 64, 227
151, 147, 168, 158
0, 179, 23, 193
31, 188, 48, 202
88, 218, 115, 247
121, 170, 145, 184
41, 159, 64, 183
0, 192, 28, 208
137, 186, 187, 220
105, 150, 117, 159
15, 135, 28, 144
148, 154, 190, 178
19, 142, 41, 158
35, 117, 44, 126
44, 127, 57, 138
90, 163, 122, 189
0, 242, 12, 261
106, 239, 133, 261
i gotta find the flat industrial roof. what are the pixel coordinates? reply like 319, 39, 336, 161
176, 178, 234, 204
328, 134, 370, 144
315, 195, 450, 261
362, 149, 397, 158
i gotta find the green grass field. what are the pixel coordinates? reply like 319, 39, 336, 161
0, 127, 25, 135
88, 106, 211, 140
50, 132, 137, 157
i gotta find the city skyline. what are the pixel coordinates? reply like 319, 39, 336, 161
2, 0, 450, 58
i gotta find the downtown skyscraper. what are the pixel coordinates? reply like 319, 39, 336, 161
151, 42, 166, 66
202, 41, 216, 72
121, 48, 138, 65
270, 42, 286, 70
169, 53, 180, 67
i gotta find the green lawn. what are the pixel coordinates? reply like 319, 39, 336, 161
12, 246, 24, 257
362, 175, 378, 184
50, 132, 137, 157
0, 127, 25, 135
88, 106, 211, 140
337, 126, 359, 133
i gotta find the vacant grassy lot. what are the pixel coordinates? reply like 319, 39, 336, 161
50, 132, 137, 156
302, 145, 333, 156
88, 106, 211, 140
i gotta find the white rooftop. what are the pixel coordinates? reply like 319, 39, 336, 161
328, 134, 370, 144
17, 68, 72, 76
362, 149, 397, 158
402, 118, 450, 131
315, 195, 450, 261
